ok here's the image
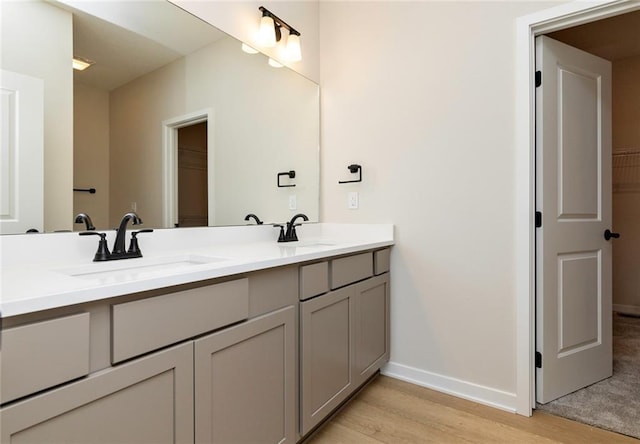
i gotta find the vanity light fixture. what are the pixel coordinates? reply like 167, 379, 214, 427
72, 56, 95, 71
257, 6, 302, 63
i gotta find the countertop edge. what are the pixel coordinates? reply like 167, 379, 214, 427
1, 240, 393, 318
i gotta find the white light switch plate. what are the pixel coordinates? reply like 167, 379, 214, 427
289, 195, 297, 210
348, 192, 359, 209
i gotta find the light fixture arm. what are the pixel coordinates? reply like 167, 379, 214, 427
259, 6, 301, 39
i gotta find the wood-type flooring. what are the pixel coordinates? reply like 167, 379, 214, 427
306, 375, 639, 443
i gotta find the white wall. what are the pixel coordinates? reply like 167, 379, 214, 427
319, 1, 562, 410
612, 55, 640, 314
74, 83, 110, 230
1, 0, 73, 232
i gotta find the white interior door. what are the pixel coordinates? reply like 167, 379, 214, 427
0, 69, 44, 234
535, 36, 613, 404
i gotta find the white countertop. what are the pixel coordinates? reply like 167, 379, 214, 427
0, 223, 393, 318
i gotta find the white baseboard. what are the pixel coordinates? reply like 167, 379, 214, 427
614, 304, 640, 316
382, 361, 517, 413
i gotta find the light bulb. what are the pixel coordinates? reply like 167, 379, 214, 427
259, 15, 276, 47
285, 33, 302, 62
268, 58, 283, 68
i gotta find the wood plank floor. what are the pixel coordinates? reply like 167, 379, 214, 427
306, 376, 639, 443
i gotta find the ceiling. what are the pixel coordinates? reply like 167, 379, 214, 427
63, 1, 226, 91
66, 4, 639, 91
547, 9, 640, 61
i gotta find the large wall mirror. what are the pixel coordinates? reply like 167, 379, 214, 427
0, 0, 319, 234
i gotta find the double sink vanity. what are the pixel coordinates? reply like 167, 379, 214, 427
0, 223, 393, 443
2, 1, 389, 441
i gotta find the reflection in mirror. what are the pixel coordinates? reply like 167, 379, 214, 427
0, 0, 319, 234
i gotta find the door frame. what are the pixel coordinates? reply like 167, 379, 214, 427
515, 0, 640, 416
162, 109, 214, 228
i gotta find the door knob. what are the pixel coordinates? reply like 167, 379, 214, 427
604, 229, 620, 241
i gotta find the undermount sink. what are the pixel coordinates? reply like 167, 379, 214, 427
57, 255, 228, 283
287, 241, 337, 249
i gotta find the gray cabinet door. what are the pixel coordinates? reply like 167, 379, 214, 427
0, 342, 194, 444
195, 305, 296, 444
353, 273, 390, 387
300, 285, 355, 436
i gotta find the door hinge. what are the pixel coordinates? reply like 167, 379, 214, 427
535, 71, 542, 87
535, 351, 542, 368
535, 211, 542, 228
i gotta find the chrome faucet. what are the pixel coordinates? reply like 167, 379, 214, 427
79, 212, 153, 261
275, 213, 308, 242
74, 213, 95, 231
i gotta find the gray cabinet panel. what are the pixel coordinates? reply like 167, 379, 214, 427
373, 248, 391, 275
248, 266, 298, 317
353, 274, 390, 386
0, 342, 194, 444
300, 286, 354, 435
299, 262, 329, 300
330, 252, 373, 289
0, 312, 90, 404
112, 278, 248, 363
195, 306, 296, 444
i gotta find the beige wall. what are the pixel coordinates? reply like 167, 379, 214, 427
613, 56, 640, 149
1, 0, 73, 232
109, 36, 319, 228
318, 1, 561, 404
74, 83, 110, 230
108, 59, 182, 227
176, 0, 576, 410
612, 55, 640, 314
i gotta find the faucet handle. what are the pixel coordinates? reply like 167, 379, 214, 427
79, 231, 111, 261
128, 229, 154, 255
273, 224, 286, 242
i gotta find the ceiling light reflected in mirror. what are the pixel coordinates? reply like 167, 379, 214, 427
72, 56, 94, 71
241, 43, 259, 54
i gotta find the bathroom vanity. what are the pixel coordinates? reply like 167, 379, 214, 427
0, 223, 392, 443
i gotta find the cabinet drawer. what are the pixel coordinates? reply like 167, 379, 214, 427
374, 248, 391, 275
300, 262, 329, 300
0, 342, 194, 444
112, 278, 249, 363
330, 252, 373, 289
0, 312, 90, 404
